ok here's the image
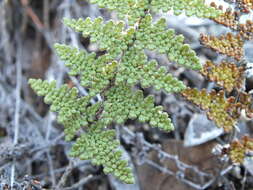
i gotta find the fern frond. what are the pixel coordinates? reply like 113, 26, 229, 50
63, 17, 134, 59
102, 85, 174, 131
201, 60, 245, 92
200, 33, 244, 60
136, 15, 201, 70
88, 0, 220, 24
70, 128, 134, 184
182, 88, 241, 132
151, 0, 221, 18
229, 136, 253, 163
29, 79, 95, 140
116, 47, 186, 93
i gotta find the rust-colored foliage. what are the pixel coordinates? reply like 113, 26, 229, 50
201, 60, 245, 92
210, 2, 253, 40
239, 20, 253, 40
236, 0, 253, 13
196, 0, 253, 166
229, 136, 253, 163
182, 87, 253, 132
210, 3, 239, 30
181, 88, 240, 132
237, 92, 253, 118
200, 33, 244, 60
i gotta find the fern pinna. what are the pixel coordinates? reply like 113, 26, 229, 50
29, 0, 220, 184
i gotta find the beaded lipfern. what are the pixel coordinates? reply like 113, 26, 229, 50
229, 136, 253, 163
29, 0, 220, 184
201, 60, 245, 92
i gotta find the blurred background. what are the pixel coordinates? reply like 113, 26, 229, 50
1, 0, 253, 189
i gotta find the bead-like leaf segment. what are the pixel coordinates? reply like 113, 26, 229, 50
201, 60, 245, 92
54, 44, 117, 96
151, 0, 221, 18
135, 15, 201, 70
88, 0, 221, 25
101, 85, 174, 131
116, 47, 186, 93
237, 92, 253, 118
64, 16, 202, 70
200, 33, 244, 60
210, 3, 239, 30
229, 136, 253, 163
28, 79, 96, 141
63, 17, 134, 60
210, 3, 253, 40
182, 88, 240, 132
70, 129, 135, 184
239, 20, 253, 40
90, 0, 149, 25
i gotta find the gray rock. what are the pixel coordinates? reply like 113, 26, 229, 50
184, 114, 223, 147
